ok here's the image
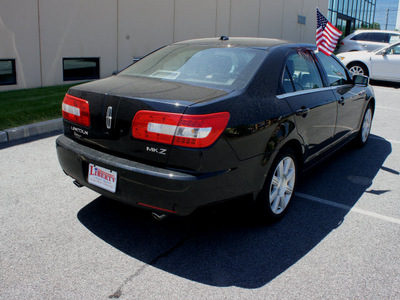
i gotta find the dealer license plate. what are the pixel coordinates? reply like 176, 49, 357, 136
88, 164, 117, 193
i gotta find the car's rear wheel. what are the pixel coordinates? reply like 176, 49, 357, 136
355, 104, 373, 147
256, 148, 298, 221
347, 62, 369, 77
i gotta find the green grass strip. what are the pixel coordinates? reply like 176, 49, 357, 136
0, 84, 77, 130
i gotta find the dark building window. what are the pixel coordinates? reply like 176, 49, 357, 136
63, 57, 100, 81
328, 0, 376, 36
0, 59, 17, 85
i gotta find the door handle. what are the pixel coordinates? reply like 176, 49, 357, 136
296, 107, 310, 117
338, 97, 345, 105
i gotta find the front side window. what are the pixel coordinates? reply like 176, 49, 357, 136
386, 44, 400, 55
118, 45, 267, 90
63, 58, 100, 81
0, 59, 16, 85
280, 51, 323, 93
315, 52, 349, 86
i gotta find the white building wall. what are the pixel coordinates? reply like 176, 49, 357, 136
38, 0, 117, 87
118, 0, 175, 70
230, 0, 261, 37
0, 0, 329, 91
0, 0, 42, 91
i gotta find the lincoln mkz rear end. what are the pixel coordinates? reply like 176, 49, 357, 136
56, 37, 374, 220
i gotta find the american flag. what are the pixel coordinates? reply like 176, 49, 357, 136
316, 8, 342, 56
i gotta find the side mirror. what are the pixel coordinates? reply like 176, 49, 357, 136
353, 74, 369, 87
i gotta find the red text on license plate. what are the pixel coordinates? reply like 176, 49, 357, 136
88, 164, 117, 193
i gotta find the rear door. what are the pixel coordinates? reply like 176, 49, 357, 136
362, 32, 387, 51
279, 50, 337, 162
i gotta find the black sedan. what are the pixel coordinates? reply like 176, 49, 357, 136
56, 37, 375, 221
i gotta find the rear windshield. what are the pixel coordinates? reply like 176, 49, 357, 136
118, 44, 267, 90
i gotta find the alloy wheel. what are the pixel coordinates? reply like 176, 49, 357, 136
361, 108, 372, 143
269, 156, 296, 215
349, 65, 365, 75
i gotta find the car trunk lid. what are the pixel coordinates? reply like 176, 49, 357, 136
64, 76, 229, 165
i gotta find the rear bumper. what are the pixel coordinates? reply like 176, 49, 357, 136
56, 135, 265, 215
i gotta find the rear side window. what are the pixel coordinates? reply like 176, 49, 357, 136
281, 67, 295, 93
280, 51, 323, 93
351, 33, 369, 41
351, 32, 389, 43
369, 32, 386, 43
315, 52, 349, 86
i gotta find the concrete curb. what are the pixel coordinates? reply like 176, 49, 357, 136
0, 118, 63, 144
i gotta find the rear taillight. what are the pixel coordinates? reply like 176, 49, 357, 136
62, 94, 90, 127
132, 110, 230, 148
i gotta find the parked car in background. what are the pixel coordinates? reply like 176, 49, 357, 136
56, 37, 375, 221
337, 41, 400, 82
337, 30, 400, 53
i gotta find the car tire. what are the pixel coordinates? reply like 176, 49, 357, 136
256, 148, 298, 222
354, 104, 373, 147
347, 62, 369, 77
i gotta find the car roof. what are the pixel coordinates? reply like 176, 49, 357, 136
173, 36, 308, 49
353, 29, 400, 35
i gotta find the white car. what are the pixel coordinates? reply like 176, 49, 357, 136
337, 41, 400, 82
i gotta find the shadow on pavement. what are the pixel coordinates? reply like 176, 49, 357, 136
77, 135, 391, 288
370, 80, 400, 89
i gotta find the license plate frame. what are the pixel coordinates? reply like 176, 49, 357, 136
88, 164, 117, 193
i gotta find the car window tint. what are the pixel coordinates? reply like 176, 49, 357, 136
285, 51, 323, 91
118, 45, 267, 90
383, 33, 390, 43
315, 52, 348, 86
280, 67, 295, 94
387, 44, 400, 55
369, 32, 385, 43
351, 33, 369, 41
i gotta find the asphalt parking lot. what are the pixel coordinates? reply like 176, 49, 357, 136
1, 82, 399, 299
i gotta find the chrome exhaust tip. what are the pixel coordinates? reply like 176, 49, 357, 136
73, 180, 83, 188
152, 212, 167, 221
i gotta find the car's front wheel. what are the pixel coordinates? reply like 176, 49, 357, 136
347, 62, 369, 77
257, 148, 298, 221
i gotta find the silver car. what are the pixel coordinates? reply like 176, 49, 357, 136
337, 30, 400, 53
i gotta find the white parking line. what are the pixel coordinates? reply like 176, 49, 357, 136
295, 192, 400, 225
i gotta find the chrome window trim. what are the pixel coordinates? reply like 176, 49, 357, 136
276, 86, 345, 99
